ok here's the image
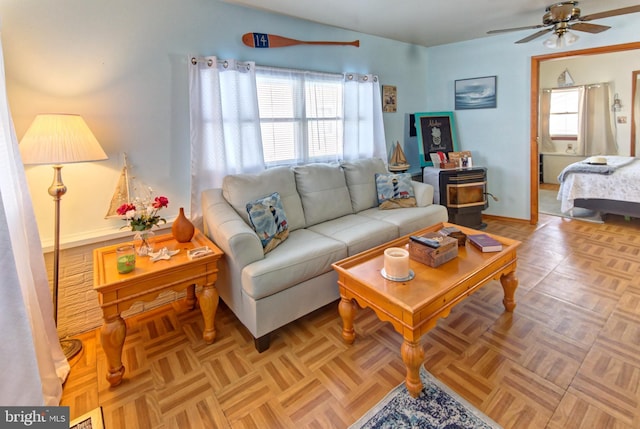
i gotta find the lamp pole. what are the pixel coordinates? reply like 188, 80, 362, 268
48, 165, 66, 325
49, 164, 83, 359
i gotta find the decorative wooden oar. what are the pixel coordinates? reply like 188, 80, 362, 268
242, 32, 359, 48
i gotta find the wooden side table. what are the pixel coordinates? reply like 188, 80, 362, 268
93, 229, 223, 387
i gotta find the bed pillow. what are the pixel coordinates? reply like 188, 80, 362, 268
246, 192, 289, 254
375, 173, 417, 210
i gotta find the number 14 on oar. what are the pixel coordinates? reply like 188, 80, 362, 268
242, 32, 359, 48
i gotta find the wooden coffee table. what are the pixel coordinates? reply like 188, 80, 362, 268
332, 222, 520, 398
93, 229, 223, 387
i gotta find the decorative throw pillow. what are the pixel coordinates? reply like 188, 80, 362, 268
246, 192, 289, 254
374, 173, 417, 210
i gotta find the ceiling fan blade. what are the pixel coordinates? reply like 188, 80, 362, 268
570, 22, 610, 33
580, 5, 640, 21
515, 28, 553, 44
487, 24, 544, 35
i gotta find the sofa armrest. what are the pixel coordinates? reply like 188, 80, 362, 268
412, 181, 435, 207
202, 189, 264, 268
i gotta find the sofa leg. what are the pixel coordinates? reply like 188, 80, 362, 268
254, 334, 270, 353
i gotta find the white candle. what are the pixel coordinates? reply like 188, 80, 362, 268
384, 247, 410, 280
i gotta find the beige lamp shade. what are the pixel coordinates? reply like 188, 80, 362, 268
19, 114, 108, 165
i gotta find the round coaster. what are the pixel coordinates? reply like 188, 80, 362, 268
381, 268, 415, 282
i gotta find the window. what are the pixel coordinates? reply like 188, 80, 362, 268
256, 67, 344, 166
549, 87, 580, 139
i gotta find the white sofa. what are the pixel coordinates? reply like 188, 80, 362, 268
201, 158, 448, 351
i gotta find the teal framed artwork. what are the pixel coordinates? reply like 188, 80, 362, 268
415, 111, 459, 167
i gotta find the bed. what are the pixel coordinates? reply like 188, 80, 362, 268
557, 156, 640, 218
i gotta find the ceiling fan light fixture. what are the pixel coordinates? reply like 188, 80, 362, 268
564, 29, 579, 45
543, 29, 579, 48
543, 33, 560, 48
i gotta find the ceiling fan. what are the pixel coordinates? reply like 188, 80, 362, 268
487, 2, 640, 45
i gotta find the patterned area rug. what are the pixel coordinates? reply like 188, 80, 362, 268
350, 367, 501, 429
538, 189, 604, 224
70, 407, 104, 429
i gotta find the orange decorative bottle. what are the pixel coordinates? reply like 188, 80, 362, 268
172, 207, 195, 243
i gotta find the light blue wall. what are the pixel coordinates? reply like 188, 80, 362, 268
2, 0, 639, 245
0, 0, 429, 246
424, 17, 640, 219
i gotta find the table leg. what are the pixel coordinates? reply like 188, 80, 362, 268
401, 339, 425, 398
500, 270, 518, 312
186, 284, 197, 310
101, 315, 126, 387
199, 282, 219, 344
339, 297, 357, 344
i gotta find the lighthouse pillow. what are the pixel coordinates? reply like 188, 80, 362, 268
246, 192, 289, 254
374, 173, 416, 210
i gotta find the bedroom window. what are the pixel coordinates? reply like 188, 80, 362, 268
548, 87, 580, 140
256, 67, 344, 166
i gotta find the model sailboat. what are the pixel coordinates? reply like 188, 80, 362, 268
388, 141, 410, 172
105, 153, 131, 219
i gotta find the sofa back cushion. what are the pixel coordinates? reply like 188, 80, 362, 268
293, 163, 353, 226
341, 158, 388, 212
223, 166, 306, 231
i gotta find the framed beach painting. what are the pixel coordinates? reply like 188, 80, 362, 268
455, 76, 497, 110
414, 111, 459, 167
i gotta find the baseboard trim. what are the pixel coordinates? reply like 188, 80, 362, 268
482, 214, 531, 224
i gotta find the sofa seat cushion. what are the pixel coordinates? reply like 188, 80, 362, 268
241, 229, 347, 300
293, 162, 353, 227
358, 205, 449, 236
341, 158, 388, 212
308, 214, 398, 256
223, 166, 306, 231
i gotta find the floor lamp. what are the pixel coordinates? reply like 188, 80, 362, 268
19, 114, 108, 360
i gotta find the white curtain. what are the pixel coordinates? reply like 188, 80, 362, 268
538, 89, 554, 153
635, 79, 640, 156
343, 73, 387, 162
575, 86, 586, 154
189, 56, 265, 226
584, 83, 617, 155
0, 32, 69, 405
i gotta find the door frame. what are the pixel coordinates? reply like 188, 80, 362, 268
529, 42, 640, 224
632, 70, 639, 159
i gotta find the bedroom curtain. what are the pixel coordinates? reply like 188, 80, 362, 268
0, 31, 69, 405
189, 57, 265, 226
538, 89, 554, 153
541, 84, 616, 156
343, 73, 387, 162
584, 83, 617, 155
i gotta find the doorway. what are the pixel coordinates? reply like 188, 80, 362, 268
529, 42, 640, 224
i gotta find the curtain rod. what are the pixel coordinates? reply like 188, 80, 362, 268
190, 56, 376, 80
542, 81, 610, 91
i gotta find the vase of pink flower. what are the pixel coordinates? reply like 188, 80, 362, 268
117, 191, 169, 256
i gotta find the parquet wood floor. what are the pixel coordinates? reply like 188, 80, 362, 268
61, 213, 640, 428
